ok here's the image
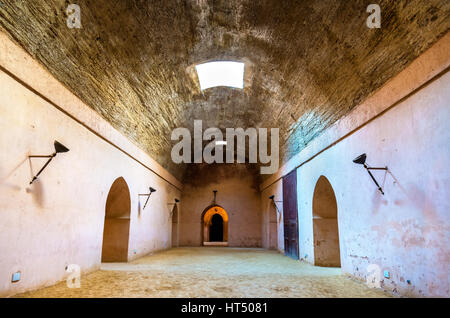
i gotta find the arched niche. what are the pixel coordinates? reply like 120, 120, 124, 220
101, 177, 131, 262
171, 205, 179, 247
268, 200, 278, 250
201, 205, 229, 246
312, 176, 340, 267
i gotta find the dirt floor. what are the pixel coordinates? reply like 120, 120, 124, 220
15, 247, 393, 298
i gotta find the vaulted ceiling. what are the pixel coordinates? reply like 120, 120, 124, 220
1, 0, 449, 181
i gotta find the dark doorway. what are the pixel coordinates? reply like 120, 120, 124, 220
209, 214, 224, 242
282, 170, 299, 260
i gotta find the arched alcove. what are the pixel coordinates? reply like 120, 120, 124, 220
171, 205, 179, 247
101, 177, 131, 262
201, 205, 229, 246
268, 201, 278, 250
312, 176, 340, 267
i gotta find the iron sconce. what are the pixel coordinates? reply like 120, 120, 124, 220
353, 153, 388, 195
28, 140, 69, 185
139, 187, 156, 210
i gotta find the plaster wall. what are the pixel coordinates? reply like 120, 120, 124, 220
0, 32, 181, 297
179, 165, 261, 247
294, 70, 450, 296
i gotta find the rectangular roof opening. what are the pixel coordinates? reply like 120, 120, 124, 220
195, 61, 244, 90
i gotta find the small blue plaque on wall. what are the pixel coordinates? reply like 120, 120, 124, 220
11, 272, 21, 283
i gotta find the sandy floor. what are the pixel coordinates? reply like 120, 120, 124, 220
16, 247, 392, 298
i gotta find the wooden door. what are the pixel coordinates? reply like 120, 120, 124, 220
282, 170, 299, 260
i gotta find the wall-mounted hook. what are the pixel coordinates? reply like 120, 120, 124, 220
213, 190, 217, 204
138, 187, 156, 210
353, 153, 388, 195
28, 140, 69, 185
269, 195, 282, 215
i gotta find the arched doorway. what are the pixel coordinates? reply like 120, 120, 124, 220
312, 176, 340, 267
101, 177, 131, 262
201, 205, 228, 246
171, 205, 179, 247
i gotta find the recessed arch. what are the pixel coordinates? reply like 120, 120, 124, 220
268, 200, 278, 250
101, 177, 131, 262
171, 204, 179, 247
104, 177, 131, 219
201, 205, 229, 246
312, 176, 340, 267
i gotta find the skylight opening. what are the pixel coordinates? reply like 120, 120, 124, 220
195, 61, 244, 90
